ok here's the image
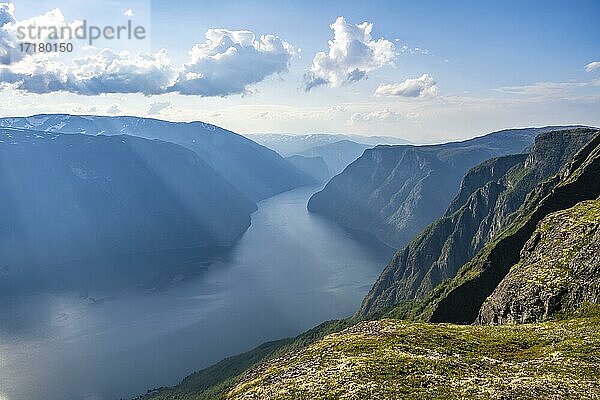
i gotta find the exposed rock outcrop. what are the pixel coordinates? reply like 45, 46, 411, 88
424, 131, 600, 324
224, 317, 600, 400
477, 199, 600, 324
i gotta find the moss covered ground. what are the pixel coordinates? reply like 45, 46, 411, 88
227, 307, 600, 400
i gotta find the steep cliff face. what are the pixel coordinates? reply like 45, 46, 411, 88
0, 129, 256, 267
477, 199, 600, 324
136, 128, 600, 400
420, 132, 600, 324
137, 129, 600, 400
307, 127, 582, 249
359, 128, 598, 316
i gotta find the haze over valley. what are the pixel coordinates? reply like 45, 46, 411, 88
1, 2, 599, 400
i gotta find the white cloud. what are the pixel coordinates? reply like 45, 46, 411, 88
584, 61, 600, 73
303, 16, 395, 91
255, 111, 271, 119
398, 45, 430, 55
170, 29, 294, 96
249, 104, 350, 121
350, 108, 403, 123
495, 81, 589, 97
375, 74, 439, 98
105, 104, 121, 114
123, 9, 134, 17
0, 4, 295, 97
327, 105, 347, 113
147, 100, 172, 115
0, 48, 176, 94
0, 3, 18, 64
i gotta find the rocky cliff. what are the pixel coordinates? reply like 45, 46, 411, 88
477, 199, 600, 324
359, 128, 598, 315
308, 127, 568, 249
217, 133, 600, 400
417, 131, 600, 324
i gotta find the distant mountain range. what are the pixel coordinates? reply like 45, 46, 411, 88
308, 127, 577, 249
295, 140, 372, 178
247, 133, 410, 156
248, 133, 410, 183
285, 140, 374, 182
285, 155, 331, 183
0, 115, 315, 201
0, 115, 333, 269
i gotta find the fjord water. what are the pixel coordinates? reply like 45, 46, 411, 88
0, 186, 392, 400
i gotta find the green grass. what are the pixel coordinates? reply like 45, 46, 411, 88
139, 319, 359, 400
227, 313, 600, 399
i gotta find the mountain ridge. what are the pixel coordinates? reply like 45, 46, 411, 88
307, 127, 562, 249
0, 114, 314, 201
400, 131, 600, 324
359, 128, 599, 315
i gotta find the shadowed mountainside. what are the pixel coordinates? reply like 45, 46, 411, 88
0, 114, 314, 201
307, 127, 572, 249
395, 131, 600, 324
297, 140, 372, 177
285, 155, 330, 183
0, 128, 256, 268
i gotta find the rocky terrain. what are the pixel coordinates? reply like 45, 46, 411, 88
359, 128, 598, 315
412, 131, 600, 324
226, 314, 600, 399
477, 199, 600, 324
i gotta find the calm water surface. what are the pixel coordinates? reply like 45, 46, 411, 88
0, 186, 392, 400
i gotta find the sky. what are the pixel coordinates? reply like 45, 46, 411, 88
0, 0, 598, 142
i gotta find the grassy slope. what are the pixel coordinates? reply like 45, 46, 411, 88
139, 320, 357, 400
227, 308, 600, 399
